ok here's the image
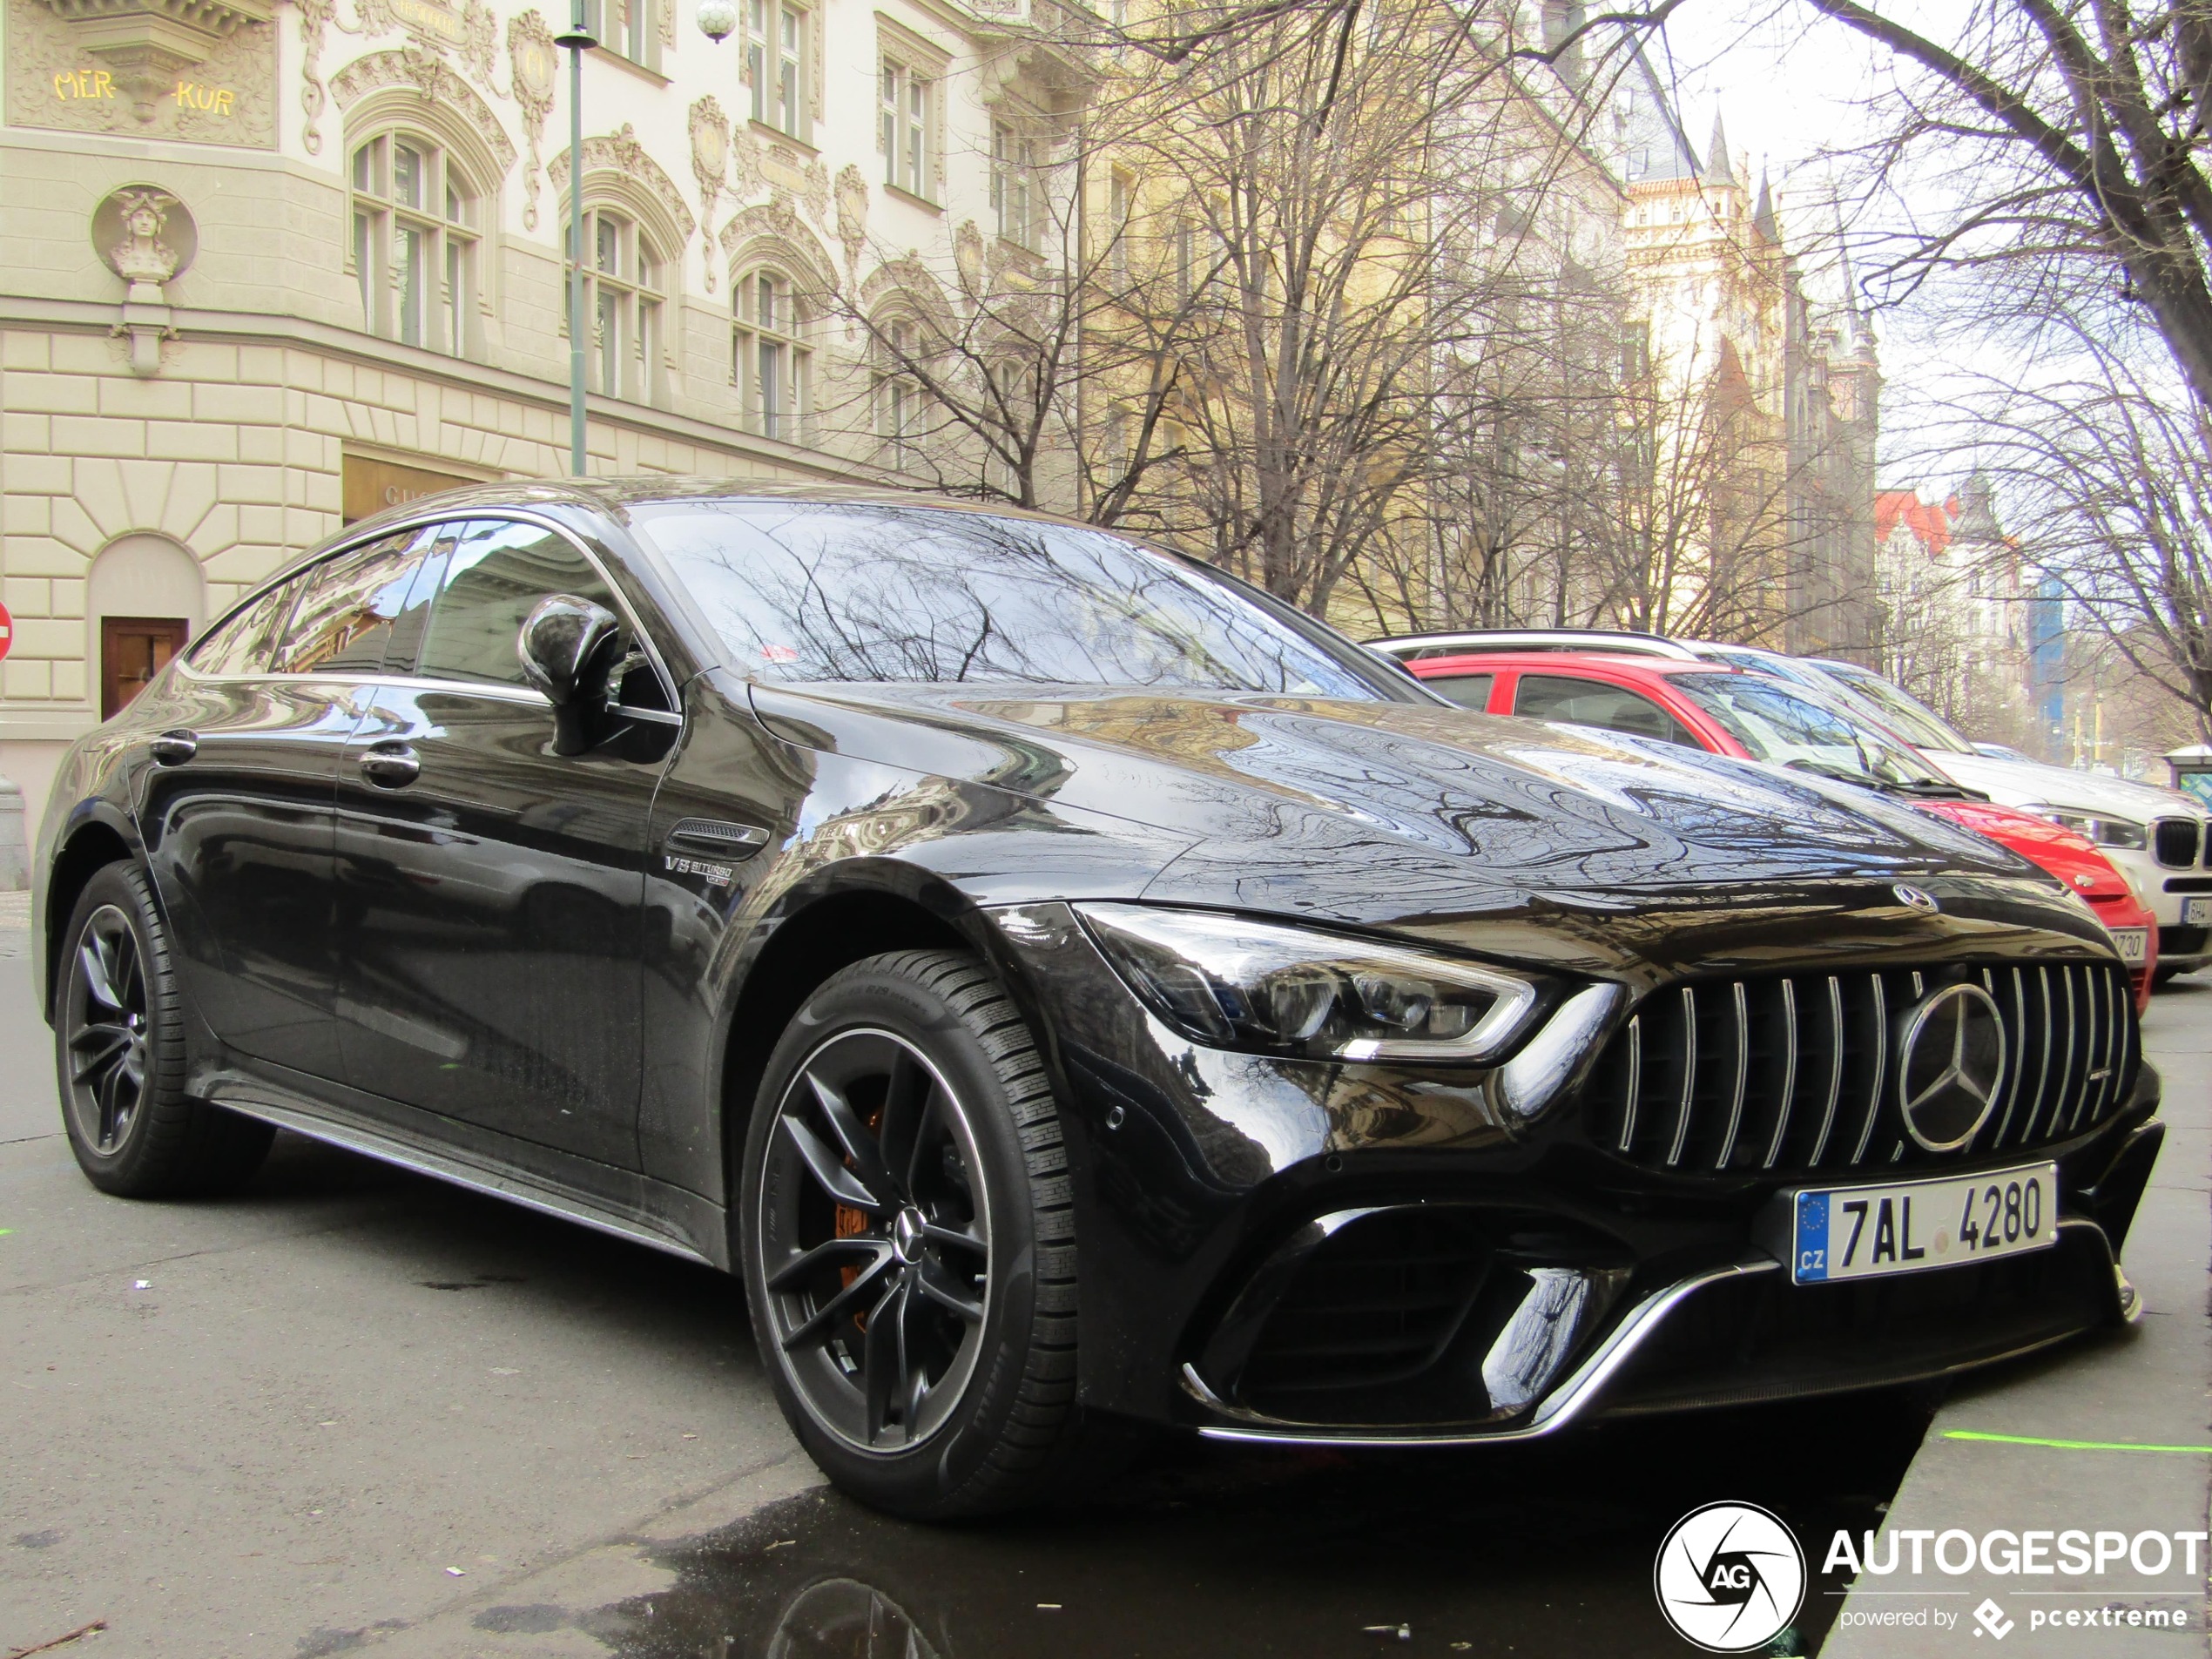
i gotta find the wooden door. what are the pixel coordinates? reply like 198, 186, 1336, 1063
101, 616, 190, 718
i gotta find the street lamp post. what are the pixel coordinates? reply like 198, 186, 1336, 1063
554, 0, 597, 477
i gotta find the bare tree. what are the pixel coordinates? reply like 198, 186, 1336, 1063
1806, 0, 2212, 411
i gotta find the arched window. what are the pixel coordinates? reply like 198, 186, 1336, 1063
872, 316, 924, 471
569, 207, 666, 402
351, 132, 480, 354
733, 269, 810, 441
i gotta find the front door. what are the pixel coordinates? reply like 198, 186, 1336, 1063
332, 517, 670, 1168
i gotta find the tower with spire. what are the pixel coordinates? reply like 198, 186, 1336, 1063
1598, 75, 1879, 651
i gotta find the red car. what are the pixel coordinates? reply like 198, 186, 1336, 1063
1406, 651, 2157, 1008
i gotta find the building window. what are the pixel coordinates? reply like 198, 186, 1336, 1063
350, 132, 479, 354
585, 0, 658, 65
746, 0, 809, 138
991, 120, 1036, 249
734, 270, 810, 440
880, 61, 932, 199
567, 207, 665, 402
1108, 169, 1133, 276
873, 318, 924, 470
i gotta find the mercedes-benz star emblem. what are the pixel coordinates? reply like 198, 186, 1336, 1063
1896, 982, 2008, 1150
1893, 883, 1939, 913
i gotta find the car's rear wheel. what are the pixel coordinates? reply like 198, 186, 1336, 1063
55, 862, 273, 1196
740, 949, 1109, 1517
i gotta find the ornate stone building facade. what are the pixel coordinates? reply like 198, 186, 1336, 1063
0, 0, 1084, 826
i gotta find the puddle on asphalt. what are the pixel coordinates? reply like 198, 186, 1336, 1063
586, 1391, 1930, 1656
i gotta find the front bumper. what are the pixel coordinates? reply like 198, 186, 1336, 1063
989, 902, 2163, 1440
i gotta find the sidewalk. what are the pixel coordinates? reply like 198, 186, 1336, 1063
1824, 981, 2212, 1656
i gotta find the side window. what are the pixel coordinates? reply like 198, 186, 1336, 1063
417, 520, 621, 690
274, 531, 434, 676
187, 577, 306, 678
1426, 672, 1493, 711
1514, 674, 1700, 747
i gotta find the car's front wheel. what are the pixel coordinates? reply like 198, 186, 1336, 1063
740, 949, 1108, 1517
55, 861, 273, 1196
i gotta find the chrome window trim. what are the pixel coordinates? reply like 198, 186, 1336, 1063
174, 506, 684, 719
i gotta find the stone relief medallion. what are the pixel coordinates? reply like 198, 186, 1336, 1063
353, 0, 495, 78
9, 0, 278, 147
92, 185, 199, 287
689, 96, 732, 290
507, 10, 557, 231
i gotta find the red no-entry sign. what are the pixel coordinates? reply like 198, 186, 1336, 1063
0, 601, 12, 663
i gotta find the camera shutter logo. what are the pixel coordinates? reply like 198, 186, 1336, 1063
1896, 982, 2007, 1151
1653, 1501, 1805, 1653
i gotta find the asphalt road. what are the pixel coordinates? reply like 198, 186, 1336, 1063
1, 893, 2200, 1657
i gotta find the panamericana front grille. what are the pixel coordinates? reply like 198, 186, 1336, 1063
1586, 962, 2136, 1176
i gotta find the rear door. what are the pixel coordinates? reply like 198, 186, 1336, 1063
140, 529, 432, 1077
331, 516, 676, 1167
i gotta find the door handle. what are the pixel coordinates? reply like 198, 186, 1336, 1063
149, 730, 197, 765
360, 744, 421, 788
665, 819, 771, 860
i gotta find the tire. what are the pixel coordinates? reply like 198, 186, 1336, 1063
54, 861, 274, 1197
739, 949, 1113, 1518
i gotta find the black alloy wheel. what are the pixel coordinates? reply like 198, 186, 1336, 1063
64, 900, 152, 1157
55, 861, 273, 1196
742, 950, 1116, 1518
758, 1026, 994, 1453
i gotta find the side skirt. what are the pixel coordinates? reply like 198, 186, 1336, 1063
202, 1064, 732, 1271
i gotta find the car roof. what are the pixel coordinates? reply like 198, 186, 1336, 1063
1406, 651, 1732, 680
1366, 629, 1702, 661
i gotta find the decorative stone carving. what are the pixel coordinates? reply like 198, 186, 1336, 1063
299, 0, 335, 152
689, 96, 731, 291
8, 0, 276, 146
350, 0, 496, 80
729, 118, 762, 198
550, 122, 697, 244
92, 185, 196, 375
833, 163, 868, 285
954, 219, 987, 297
331, 49, 517, 173
507, 10, 556, 231
718, 199, 839, 299
802, 156, 830, 226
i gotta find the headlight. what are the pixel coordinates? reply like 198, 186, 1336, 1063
2034, 806, 2147, 850
1075, 903, 1544, 1063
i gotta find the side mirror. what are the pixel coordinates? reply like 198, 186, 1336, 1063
519, 595, 623, 754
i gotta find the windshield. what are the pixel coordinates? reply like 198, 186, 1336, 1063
1669, 672, 1958, 789
634, 502, 1408, 698
1809, 662, 1974, 753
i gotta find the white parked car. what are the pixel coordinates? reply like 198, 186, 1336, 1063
1804, 660, 2212, 981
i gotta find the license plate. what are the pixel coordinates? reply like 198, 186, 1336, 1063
1791, 1163, 2056, 1285
2111, 927, 2148, 964
2186, 898, 2212, 925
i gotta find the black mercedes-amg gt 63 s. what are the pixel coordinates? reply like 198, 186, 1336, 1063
34, 482, 2161, 1516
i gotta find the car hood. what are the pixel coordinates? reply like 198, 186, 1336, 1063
1939, 751, 2204, 822
751, 682, 2103, 974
